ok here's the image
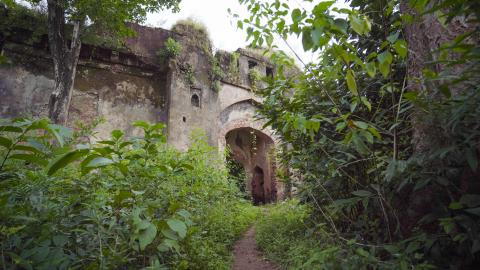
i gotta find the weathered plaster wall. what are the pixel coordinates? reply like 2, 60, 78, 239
0, 19, 285, 200
0, 43, 169, 139
73, 65, 168, 139
0, 60, 52, 118
165, 24, 221, 150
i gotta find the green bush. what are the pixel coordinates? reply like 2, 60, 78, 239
157, 37, 182, 62
0, 118, 258, 269
248, 68, 261, 91
256, 201, 434, 270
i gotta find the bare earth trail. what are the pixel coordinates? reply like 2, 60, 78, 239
232, 226, 279, 270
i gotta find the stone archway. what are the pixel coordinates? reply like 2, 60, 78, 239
224, 127, 278, 204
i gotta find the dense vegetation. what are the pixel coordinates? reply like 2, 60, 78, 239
234, 0, 479, 269
1, 0, 479, 269
0, 119, 258, 269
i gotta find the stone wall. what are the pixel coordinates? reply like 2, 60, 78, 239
0, 23, 171, 139
0, 18, 285, 200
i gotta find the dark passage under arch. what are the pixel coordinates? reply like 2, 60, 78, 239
225, 127, 277, 205
251, 166, 265, 205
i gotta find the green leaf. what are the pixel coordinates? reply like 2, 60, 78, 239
377, 51, 392, 64
47, 124, 71, 147
25, 119, 49, 132
120, 141, 132, 149
138, 223, 157, 251
302, 28, 313, 51
0, 125, 23, 133
12, 145, 43, 155
111, 130, 124, 140
367, 127, 381, 139
336, 122, 347, 131
365, 62, 376, 77
158, 239, 180, 253
377, 51, 393, 78
85, 157, 114, 168
349, 14, 370, 36
177, 209, 191, 220
53, 235, 68, 247
361, 97, 372, 111
311, 27, 323, 46
161, 228, 178, 240
291, 8, 302, 23
449, 202, 463, 210
97, 140, 115, 146
349, 14, 364, 35
167, 219, 187, 239
47, 149, 89, 176
0, 136, 12, 148
387, 31, 399, 43
353, 121, 368, 129
394, 39, 408, 58
133, 121, 150, 130
346, 69, 358, 96
356, 248, 370, 257
352, 135, 369, 155
9, 154, 48, 166
313, 1, 334, 14
352, 190, 373, 197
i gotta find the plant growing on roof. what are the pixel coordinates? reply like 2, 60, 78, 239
248, 68, 262, 91
209, 56, 224, 92
157, 37, 182, 63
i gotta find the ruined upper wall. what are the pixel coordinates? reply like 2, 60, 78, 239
0, 8, 283, 150
0, 7, 172, 138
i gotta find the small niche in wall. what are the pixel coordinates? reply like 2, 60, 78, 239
183, 116, 186, 122
266, 66, 274, 78
248, 60, 258, 69
190, 87, 202, 108
191, 94, 200, 107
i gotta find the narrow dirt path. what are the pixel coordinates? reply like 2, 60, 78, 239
232, 226, 279, 270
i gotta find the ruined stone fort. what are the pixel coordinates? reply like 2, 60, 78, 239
0, 19, 285, 203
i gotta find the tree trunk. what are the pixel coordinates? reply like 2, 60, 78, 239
400, 1, 474, 154
398, 0, 478, 236
47, 0, 82, 125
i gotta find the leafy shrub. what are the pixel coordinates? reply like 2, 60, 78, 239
248, 68, 261, 91
256, 201, 434, 270
179, 63, 196, 87
208, 56, 224, 92
157, 37, 182, 62
171, 18, 211, 56
0, 118, 257, 269
238, 0, 480, 268
228, 52, 240, 78
211, 80, 221, 92
225, 149, 249, 199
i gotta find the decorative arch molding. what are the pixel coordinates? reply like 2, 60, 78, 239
218, 83, 263, 111
219, 98, 261, 125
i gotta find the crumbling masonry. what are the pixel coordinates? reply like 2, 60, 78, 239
0, 18, 284, 202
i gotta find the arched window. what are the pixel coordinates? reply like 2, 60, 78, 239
191, 94, 200, 107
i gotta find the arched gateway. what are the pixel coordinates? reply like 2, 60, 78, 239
219, 119, 279, 204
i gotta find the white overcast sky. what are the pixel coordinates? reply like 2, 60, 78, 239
146, 0, 319, 66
